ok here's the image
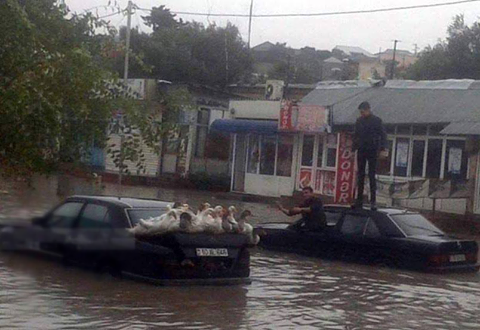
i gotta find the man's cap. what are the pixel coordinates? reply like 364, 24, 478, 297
358, 101, 371, 110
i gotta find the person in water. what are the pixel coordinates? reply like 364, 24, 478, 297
277, 186, 326, 231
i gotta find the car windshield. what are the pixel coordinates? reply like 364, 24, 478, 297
390, 214, 444, 237
127, 208, 168, 226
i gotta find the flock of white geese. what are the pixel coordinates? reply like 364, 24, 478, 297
130, 203, 261, 245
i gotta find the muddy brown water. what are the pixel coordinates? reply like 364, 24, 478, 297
1, 175, 480, 330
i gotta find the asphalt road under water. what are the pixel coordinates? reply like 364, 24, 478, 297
1, 175, 479, 330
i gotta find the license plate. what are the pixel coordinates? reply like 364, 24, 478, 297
449, 254, 466, 262
196, 248, 228, 257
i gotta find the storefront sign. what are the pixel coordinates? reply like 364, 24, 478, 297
322, 171, 336, 196
334, 133, 356, 204
278, 102, 331, 133
279, 100, 294, 131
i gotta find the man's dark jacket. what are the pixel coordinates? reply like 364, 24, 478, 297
353, 114, 387, 152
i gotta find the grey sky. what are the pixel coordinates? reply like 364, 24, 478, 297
66, 0, 480, 54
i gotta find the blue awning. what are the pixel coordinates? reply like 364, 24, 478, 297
211, 119, 279, 135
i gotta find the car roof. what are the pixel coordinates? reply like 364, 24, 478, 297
66, 195, 172, 209
324, 204, 417, 216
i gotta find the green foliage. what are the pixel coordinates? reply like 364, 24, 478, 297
406, 15, 480, 80
114, 6, 253, 87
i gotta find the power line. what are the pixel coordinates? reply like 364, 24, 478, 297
98, 10, 123, 19
138, 0, 480, 18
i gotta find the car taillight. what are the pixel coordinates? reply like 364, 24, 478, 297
428, 255, 449, 266
466, 252, 478, 263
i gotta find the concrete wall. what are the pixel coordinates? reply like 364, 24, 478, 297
244, 173, 295, 197
190, 157, 230, 176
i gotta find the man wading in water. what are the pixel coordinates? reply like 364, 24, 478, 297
353, 101, 387, 211
277, 186, 327, 232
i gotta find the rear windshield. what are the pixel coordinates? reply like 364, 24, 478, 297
390, 214, 444, 237
127, 208, 168, 226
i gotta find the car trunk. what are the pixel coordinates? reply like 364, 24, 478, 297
411, 236, 479, 269
135, 233, 250, 280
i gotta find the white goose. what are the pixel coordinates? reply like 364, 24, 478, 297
237, 210, 261, 245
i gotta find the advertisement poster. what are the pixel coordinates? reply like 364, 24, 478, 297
448, 147, 462, 174
299, 168, 313, 189
395, 142, 409, 168
296, 105, 330, 133
315, 170, 323, 192
334, 133, 356, 204
322, 171, 336, 196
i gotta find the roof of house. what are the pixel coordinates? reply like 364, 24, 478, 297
323, 57, 344, 64
252, 41, 276, 51
334, 45, 376, 58
377, 49, 415, 56
302, 79, 480, 126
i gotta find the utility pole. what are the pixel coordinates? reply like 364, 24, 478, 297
119, 0, 133, 186
247, 0, 254, 48
390, 39, 400, 80
283, 54, 291, 99
225, 31, 229, 86
413, 43, 419, 56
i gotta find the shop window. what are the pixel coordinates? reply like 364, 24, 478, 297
411, 140, 426, 177
317, 137, 324, 168
325, 134, 337, 168
394, 138, 409, 177
378, 140, 393, 175
276, 135, 294, 177
385, 125, 396, 134
426, 139, 443, 178
429, 125, 446, 136
412, 125, 428, 135
397, 125, 411, 135
302, 135, 315, 167
165, 129, 181, 154
260, 136, 276, 175
444, 140, 468, 180
247, 135, 260, 174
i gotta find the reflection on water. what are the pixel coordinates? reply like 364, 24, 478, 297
1, 175, 480, 329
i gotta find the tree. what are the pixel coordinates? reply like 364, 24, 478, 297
406, 15, 480, 80
114, 6, 253, 88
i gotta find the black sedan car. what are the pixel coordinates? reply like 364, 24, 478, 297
0, 196, 251, 285
255, 205, 479, 272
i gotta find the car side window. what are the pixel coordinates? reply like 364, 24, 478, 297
78, 204, 111, 229
363, 218, 381, 238
341, 214, 369, 236
46, 202, 84, 228
325, 212, 343, 226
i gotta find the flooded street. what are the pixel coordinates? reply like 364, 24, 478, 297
1, 175, 480, 330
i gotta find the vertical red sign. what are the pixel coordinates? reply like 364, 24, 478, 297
279, 100, 293, 131
299, 168, 313, 188
334, 133, 357, 204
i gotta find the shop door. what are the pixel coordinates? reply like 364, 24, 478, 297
232, 134, 247, 192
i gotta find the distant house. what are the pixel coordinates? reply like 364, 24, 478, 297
333, 45, 376, 58
333, 45, 386, 80
322, 57, 344, 81
377, 49, 418, 68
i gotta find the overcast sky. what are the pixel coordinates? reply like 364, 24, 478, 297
66, 0, 480, 54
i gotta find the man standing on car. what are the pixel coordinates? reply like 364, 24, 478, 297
353, 101, 387, 211
277, 186, 326, 232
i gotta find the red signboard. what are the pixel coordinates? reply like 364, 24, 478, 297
279, 100, 293, 130
334, 133, 357, 204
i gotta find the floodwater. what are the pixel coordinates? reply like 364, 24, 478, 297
1, 175, 480, 330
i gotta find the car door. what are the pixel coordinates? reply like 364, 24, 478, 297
336, 212, 370, 262
38, 201, 85, 257
67, 203, 114, 267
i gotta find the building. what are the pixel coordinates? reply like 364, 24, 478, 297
377, 49, 417, 68
213, 80, 480, 216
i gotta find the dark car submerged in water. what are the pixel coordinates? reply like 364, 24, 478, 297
0, 196, 251, 285
256, 206, 479, 272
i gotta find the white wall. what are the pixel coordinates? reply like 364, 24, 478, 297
229, 100, 280, 120
105, 134, 160, 177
